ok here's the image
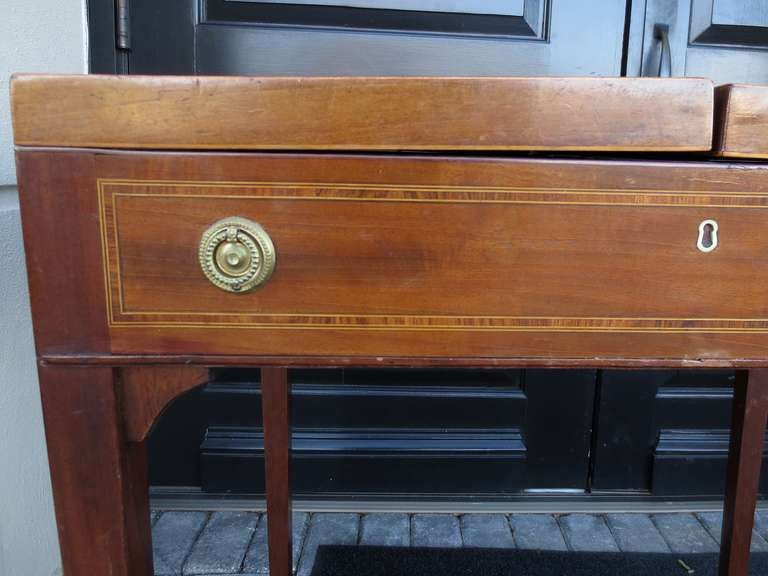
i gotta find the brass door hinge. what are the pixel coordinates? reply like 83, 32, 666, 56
115, 0, 131, 72
116, 0, 131, 50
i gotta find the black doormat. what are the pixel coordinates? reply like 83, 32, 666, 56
309, 545, 768, 576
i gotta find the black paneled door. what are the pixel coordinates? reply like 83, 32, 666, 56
112, 0, 627, 76
90, 0, 768, 500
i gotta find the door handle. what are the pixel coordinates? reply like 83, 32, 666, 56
653, 24, 672, 77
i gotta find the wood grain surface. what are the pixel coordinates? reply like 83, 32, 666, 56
17, 149, 768, 363
719, 370, 768, 576
16, 152, 110, 355
261, 367, 292, 576
36, 354, 768, 369
11, 75, 714, 151
119, 366, 209, 441
715, 84, 768, 159
39, 365, 154, 576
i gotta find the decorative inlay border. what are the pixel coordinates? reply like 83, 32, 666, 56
98, 179, 768, 334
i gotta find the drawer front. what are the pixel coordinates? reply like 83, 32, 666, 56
19, 150, 768, 362
88, 153, 768, 361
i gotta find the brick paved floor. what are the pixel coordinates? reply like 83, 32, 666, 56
150, 510, 768, 575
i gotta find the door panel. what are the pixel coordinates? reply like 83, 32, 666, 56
629, 0, 768, 83
184, 368, 596, 495
590, 371, 668, 492
591, 370, 768, 497
197, 0, 625, 76
235, 1, 533, 17
205, 0, 547, 36
199, 368, 527, 495
128, 0, 196, 74
690, 0, 768, 46
122, 0, 628, 77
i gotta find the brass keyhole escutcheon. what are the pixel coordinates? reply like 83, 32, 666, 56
697, 219, 719, 253
199, 217, 276, 293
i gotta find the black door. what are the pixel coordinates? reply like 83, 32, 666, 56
627, 0, 768, 82
92, 1, 627, 76
89, 0, 768, 501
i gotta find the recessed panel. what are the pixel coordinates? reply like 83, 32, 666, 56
205, 0, 545, 37
229, 0, 526, 16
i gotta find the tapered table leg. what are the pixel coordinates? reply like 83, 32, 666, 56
262, 367, 292, 576
39, 365, 153, 576
719, 369, 768, 576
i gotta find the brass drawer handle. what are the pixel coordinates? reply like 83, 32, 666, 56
199, 217, 276, 293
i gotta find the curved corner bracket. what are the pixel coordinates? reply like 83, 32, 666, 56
118, 365, 210, 442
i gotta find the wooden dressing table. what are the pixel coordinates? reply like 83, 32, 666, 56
11, 75, 768, 576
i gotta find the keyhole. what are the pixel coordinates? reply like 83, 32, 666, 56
697, 219, 718, 253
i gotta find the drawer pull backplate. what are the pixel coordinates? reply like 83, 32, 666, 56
199, 217, 276, 293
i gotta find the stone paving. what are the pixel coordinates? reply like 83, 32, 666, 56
150, 509, 768, 575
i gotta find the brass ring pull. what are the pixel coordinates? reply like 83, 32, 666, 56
199, 217, 276, 293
